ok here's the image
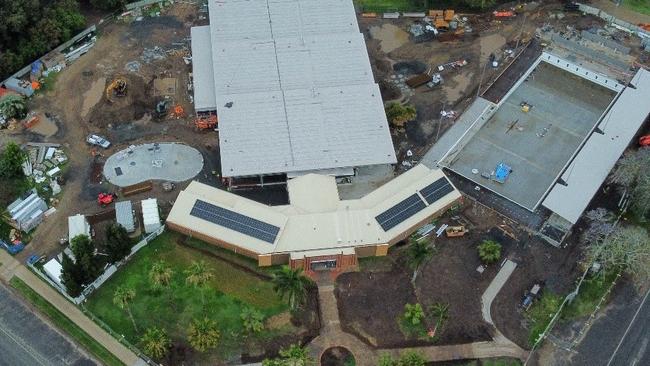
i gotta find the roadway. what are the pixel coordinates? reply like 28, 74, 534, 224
0, 283, 96, 366
572, 282, 650, 366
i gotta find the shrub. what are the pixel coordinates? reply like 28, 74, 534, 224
478, 240, 502, 264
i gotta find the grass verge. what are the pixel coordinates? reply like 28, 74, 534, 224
561, 270, 619, 320
526, 292, 561, 346
9, 277, 125, 366
623, 0, 650, 16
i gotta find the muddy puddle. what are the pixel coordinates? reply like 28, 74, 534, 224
369, 24, 409, 54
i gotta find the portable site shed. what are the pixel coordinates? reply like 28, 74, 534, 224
8, 189, 48, 232
141, 198, 161, 233
115, 201, 136, 233
68, 214, 91, 242
43, 258, 64, 289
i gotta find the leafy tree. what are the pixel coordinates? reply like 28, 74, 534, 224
89, 0, 128, 11
70, 234, 100, 283
478, 240, 502, 264
0, 142, 26, 178
187, 317, 220, 352
61, 253, 83, 297
140, 326, 170, 360
105, 223, 132, 263
586, 225, 650, 282
385, 102, 416, 127
113, 285, 138, 332
582, 208, 616, 245
428, 303, 449, 338
262, 344, 312, 366
241, 306, 265, 333
407, 239, 435, 283
271, 266, 312, 310
185, 260, 213, 306
403, 303, 425, 326
0, 96, 27, 120
609, 148, 650, 219
463, 0, 497, 9
378, 353, 395, 366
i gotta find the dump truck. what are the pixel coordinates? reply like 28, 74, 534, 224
406, 74, 433, 88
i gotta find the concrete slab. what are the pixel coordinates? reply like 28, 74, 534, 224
103, 142, 204, 187
445, 61, 616, 210
482, 259, 517, 325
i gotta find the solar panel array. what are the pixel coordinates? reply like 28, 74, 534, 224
375, 194, 427, 231
190, 200, 280, 244
420, 177, 454, 205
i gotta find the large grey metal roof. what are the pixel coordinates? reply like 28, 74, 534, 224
542, 68, 650, 223
190, 26, 216, 112
197, 0, 396, 177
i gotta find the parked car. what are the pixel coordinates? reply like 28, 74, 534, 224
86, 134, 111, 148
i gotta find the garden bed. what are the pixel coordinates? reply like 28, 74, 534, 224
84, 231, 319, 364
336, 228, 513, 347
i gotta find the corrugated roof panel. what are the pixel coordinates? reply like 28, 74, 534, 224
542, 68, 650, 223
190, 26, 217, 111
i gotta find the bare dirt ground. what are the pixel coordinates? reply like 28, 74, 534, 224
16, 2, 220, 262
334, 199, 569, 349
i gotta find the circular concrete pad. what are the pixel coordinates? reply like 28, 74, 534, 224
103, 142, 203, 187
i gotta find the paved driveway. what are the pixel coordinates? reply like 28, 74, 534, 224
0, 283, 96, 366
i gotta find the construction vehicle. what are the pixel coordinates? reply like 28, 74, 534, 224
521, 283, 543, 310
23, 113, 40, 129
154, 99, 171, 119
97, 192, 117, 206
445, 225, 467, 237
520, 102, 532, 113
639, 135, 650, 146
195, 115, 218, 130
106, 78, 127, 102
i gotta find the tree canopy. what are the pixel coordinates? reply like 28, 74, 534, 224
0, 0, 85, 79
609, 148, 650, 219
478, 240, 502, 264
140, 326, 170, 360
0, 96, 27, 120
271, 266, 312, 310
385, 102, 417, 127
0, 142, 26, 179
187, 317, 220, 352
105, 223, 132, 263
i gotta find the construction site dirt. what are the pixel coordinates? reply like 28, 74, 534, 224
15, 2, 218, 263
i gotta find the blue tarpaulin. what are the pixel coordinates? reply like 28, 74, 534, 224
494, 162, 512, 183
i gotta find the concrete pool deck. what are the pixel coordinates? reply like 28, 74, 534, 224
103, 142, 204, 187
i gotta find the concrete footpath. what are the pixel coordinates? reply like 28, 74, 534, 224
309, 278, 527, 366
0, 251, 145, 366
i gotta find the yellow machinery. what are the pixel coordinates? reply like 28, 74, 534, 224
106, 78, 127, 103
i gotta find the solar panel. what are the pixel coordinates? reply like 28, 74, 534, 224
420, 177, 454, 205
190, 200, 280, 244
375, 194, 427, 231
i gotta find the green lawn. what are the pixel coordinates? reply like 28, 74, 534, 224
355, 0, 417, 12
562, 270, 619, 320
624, 0, 650, 16
84, 231, 290, 360
10, 277, 125, 366
526, 292, 561, 346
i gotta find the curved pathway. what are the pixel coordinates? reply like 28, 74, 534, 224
308, 264, 528, 366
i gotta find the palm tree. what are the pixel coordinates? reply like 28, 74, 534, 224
407, 239, 435, 284
150, 260, 176, 309
478, 240, 502, 264
140, 326, 170, 360
113, 285, 138, 332
149, 260, 173, 290
271, 266, 311, 310
187, 317, 220, 352
184, 261, 213, 306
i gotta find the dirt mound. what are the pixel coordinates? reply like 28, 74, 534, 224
393, 61, 428, 75
86, 74, 154, 127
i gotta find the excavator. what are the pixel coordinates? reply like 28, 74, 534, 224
106, 78, 127, 103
